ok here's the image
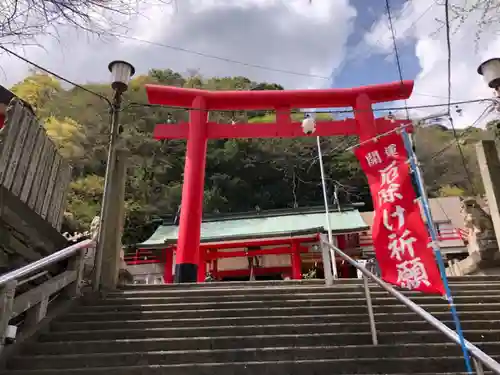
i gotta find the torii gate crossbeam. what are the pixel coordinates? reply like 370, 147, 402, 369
146, 80, 414, 283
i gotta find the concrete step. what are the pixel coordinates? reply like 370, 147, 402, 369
117, 275, 500, 290
110, 282, 500, 297
59, 302, 500, 321
10, 342, 500, 370
40, 320, 500, 342
25, 329, 500, 354
86, 294, 500, 308
7, 279, 500, 375
102, 288, 500, 302
36, 326, 500, 345
76, 295, 500, 311
0, 356, 492, 374
49, 311, 500, 331
121, 279, 329, 289
46, 319, 499, 339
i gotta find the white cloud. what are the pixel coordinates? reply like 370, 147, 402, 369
0, 0, 356, 91
362, 0, 499, 128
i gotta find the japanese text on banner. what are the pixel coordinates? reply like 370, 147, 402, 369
355, 132, 445, 295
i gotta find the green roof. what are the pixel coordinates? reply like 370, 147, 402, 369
138, 209, 369, 248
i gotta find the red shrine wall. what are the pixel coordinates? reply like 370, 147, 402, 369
126, 232, 363, 284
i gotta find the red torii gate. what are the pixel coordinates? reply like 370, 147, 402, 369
146, 80, 414, 283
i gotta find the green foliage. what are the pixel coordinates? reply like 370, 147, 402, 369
486, 119, 500, 139
44, 116, 85, 160
438, 185, 466, 197
11, 73, 61, 113
66, 175, 104, 227
9, 70, 490, 244
414, 125, 486, 197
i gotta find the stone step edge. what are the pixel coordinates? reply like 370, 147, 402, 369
115, 282, 500, 293
48, 319, 498, 334
16, 341, 500, 359
103, 291, 500, 299
0, 374, 484, 375
38, 329, 500, 343
3, 355, 493, 372
96, 295, 496, 304
120, 276, 500, 287
66, 302, 500, 315
53, 312, 500, 325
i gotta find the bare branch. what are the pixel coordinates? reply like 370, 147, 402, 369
0, 0, 175, 46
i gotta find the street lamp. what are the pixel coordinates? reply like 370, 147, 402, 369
93, 60, 135, 291
109, 60, 135, 93
478, 58, 500, 93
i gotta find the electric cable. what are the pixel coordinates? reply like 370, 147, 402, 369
102, 33, 331, 81
425, 104, 493, 160
385, 0, 410, 119
0, 45, 111, 106
440, 0, 477, 195
130, 98, 494, 115
1, 43, 494, 116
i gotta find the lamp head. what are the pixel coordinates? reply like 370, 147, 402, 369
477, 58, 500, 90
108, 60, 135, 93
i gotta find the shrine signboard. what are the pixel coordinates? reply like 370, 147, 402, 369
355, 132, 445, 295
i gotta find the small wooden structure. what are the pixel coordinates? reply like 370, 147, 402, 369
0, 97, 71, 273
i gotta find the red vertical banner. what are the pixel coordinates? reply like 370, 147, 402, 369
354, 132, 445, 295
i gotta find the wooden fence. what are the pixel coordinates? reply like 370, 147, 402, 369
0, 99, 71, 231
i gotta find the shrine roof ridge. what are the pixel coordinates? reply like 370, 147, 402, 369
159, 204, 363, 225
137, 208, 369, 249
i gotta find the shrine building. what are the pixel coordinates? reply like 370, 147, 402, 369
125, 205, 369, 284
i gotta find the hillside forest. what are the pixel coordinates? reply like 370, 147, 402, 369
7, 70, 497, 245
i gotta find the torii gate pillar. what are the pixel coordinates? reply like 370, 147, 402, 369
146, 81, 414, 283
174, 96, 208, 282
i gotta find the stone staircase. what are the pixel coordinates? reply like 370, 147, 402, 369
2, 276, 500, 374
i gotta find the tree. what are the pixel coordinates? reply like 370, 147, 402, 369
9, 69, 490, 245
439, 0, 500, 43
486, 119, 500, 139
44, 116, 85, 161
10, 72, 61, 113
66, 175, 104, 227
0, 0, 169, 46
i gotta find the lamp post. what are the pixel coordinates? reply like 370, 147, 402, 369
477, 58, 500, 139
93, 60, 135, 292
302, 113, 338, 279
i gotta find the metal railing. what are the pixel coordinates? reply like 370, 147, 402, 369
359, 227, 467, 248
0, 239, 95, 353
320, 235, 500, 374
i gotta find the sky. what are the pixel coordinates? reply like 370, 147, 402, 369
0, 0, 499, 128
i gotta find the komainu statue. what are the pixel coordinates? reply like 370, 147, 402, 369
448, 197, 500, 277
461, 197, 498, 259
61, 214, 132, 285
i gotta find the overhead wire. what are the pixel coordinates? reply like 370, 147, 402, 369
330, 0, 435, 81
441, 0, 478, 195
0, 45, 111, 106
430, 104, 495, 160
100, 33, 331, 81
385, 0, 410, 119
131, 97, 493, 115
2, 0, 465, 108
424, 104, 495, 200
445, 0, 452, 115
1, 40, 493, 116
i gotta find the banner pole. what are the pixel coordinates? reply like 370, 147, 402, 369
316, 135, 338, 279
401, 128, 472, 374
